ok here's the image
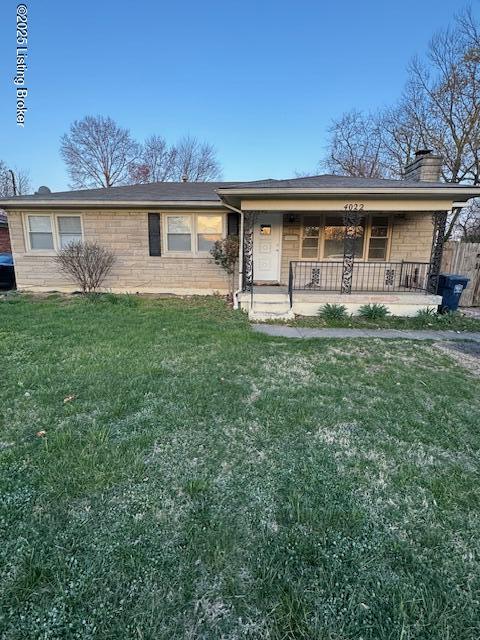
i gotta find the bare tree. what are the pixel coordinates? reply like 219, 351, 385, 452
379, 106, 425, 177
170, 136, 222, 182
54, 241, 115, 293
404, 10, 480, 185
324, 107, 427, 180
454, 199, 480, 241
129, 135, 177, 183
0, 161, 31, 196
323, 110, 387, 178
60, 116, 140, 189
403, 8, 480, 238
322, 8, 480, 239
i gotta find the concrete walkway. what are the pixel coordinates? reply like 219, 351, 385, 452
252, 324, 480, 341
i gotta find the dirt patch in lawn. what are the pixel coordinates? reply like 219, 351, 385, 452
435, 341, 480, 376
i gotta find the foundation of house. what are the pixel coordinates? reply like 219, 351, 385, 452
238, 287, 442, 320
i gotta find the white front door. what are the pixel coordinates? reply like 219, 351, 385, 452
253, 213, 282, 282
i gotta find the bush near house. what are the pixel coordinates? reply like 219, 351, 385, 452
210, 235, 239, 300
318, 303, 348, 320
54, 241, 115, 294
358, 303, 390, 319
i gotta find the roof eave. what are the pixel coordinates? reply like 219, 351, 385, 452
0, 199, 225, 209
217, 187, 480, 199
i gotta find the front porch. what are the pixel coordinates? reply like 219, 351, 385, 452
237, 208, 447, 320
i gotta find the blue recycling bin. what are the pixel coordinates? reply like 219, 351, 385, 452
437, 273, 469, 312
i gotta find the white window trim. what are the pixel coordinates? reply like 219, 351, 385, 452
300, 213, 392, 262
23, 212, 84, 254
162, 212, 225, 257
365, 214, 393, 262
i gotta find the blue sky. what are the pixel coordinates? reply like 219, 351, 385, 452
0, 0, 476, 192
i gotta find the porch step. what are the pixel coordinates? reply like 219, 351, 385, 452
248, 293, 294, 321
250, 292, 289, 303
249, 309, 294, 320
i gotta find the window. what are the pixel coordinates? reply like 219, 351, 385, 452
58, 216, 82, 248
26, 214, 82, 252
324, 215, 364, 258
301, 216, 321, 258
164, 213, 224, 254
167, 215, 192, 251
197, 215, 222, 252
368, 216, 389, 260
28, 216, 54, 250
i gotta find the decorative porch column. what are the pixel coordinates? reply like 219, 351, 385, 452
242, 211, 255, 291
341, 210, 363, 294
427, 210, 448, 294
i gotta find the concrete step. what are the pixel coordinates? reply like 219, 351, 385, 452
251, 293, 290, 303
247, 292, 293, 321
252, 303, 291, 314
249, 310, 294, 321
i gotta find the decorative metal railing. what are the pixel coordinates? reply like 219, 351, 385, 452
288, 261, 431, 304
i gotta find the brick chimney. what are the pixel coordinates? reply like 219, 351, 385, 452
404, 150, 442, 182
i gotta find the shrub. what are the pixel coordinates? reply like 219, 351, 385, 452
54, 241, 115, 294
210, 235, 239, 300
318, 303, 348, 320
416, 307, 438, 320
358, 303, 390, 319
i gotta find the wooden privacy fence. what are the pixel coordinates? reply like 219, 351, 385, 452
442, 242, 480, 306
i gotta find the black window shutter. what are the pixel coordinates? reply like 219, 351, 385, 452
227, 211, 239, 236
148, 213, 161, 256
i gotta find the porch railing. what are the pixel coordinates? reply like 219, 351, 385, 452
288, 261, 431, 304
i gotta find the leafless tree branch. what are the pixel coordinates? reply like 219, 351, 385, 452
60, 116, 141, 188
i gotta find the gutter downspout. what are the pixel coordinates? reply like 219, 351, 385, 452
222, 202, 244, 309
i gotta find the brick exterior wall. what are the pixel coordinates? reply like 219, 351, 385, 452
7, 210, 233, 293
0, 227, 11, 253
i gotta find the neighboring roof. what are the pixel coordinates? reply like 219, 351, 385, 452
0, 210, 7, 226
1, 174, 479, 209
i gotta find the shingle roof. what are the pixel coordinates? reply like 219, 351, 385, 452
0, 173, 476, 206
0, 210, 7, 225
4, 181, 232, 202
222, 174, 459, 190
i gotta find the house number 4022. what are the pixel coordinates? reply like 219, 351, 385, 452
344, 203, 365, 211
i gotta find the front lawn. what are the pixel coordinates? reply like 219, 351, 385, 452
1, 295, 480, 639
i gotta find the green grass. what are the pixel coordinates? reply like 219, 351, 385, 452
1, 294, 480, 639
286, 310, 480, 331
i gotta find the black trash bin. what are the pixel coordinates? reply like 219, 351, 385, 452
0, 253, 16, 290
437, 273, 469, 312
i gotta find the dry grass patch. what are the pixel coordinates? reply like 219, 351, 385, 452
0, 296, 479, 639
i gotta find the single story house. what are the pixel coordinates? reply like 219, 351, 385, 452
2, 150, 480, 319
0, 211, 11, 253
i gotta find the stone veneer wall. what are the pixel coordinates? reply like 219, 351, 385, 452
7, 210, 232, 293
279, 212, 434, 285
8, 209, 434, 292
388, 212, 433, 262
